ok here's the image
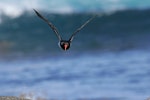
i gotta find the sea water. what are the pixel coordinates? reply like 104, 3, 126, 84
0, 0, 150, 100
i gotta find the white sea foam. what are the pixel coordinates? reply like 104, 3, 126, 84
0, 1, 35, 17
0, 0, 150, 18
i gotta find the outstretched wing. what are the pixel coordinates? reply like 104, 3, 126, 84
33, 9, 62, 41
69, 15, 97, 42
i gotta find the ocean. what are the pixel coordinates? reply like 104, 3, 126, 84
0, 0, 150, 100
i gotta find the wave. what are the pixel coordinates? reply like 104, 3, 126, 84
0, 9, 150, 57
0, 0, 150, 18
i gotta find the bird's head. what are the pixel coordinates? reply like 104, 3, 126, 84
60, 40, 70, 51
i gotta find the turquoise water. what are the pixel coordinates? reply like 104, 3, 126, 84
1, 0, 150, 15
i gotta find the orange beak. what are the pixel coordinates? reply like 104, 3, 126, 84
64, 44, 68, 51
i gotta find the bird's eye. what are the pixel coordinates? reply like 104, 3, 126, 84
61, 42, 64, 45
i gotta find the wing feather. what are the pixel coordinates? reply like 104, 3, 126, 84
69, 15, 97, 42
33, 9, 62, 41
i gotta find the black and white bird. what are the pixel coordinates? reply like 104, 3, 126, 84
33, 9, 96, 51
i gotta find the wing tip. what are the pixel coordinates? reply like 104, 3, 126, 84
33, 9, 38, 14
33, 9, 43, 19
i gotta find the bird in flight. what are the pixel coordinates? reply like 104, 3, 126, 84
33, 9, 96, 51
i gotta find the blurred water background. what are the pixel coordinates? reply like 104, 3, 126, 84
0, 0, 150, 100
